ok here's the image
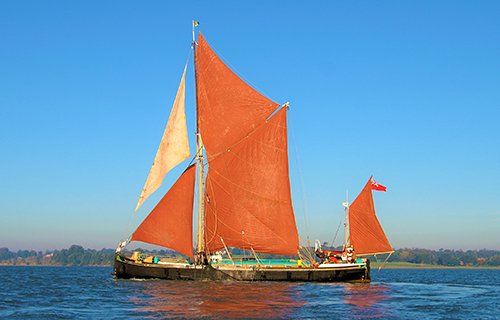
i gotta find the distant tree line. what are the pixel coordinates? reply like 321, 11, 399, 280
0, 245, 180, 266
390, 248, 499, 266
316, 246, 499, 266
0, 246, 498, 266
0, 245, 115, 266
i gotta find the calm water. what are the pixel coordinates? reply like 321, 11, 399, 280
0, 267, 498, 319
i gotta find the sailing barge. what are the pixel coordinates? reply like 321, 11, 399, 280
114, 26, 393, 282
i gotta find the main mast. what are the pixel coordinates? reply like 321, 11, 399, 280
192, 21, 206, 264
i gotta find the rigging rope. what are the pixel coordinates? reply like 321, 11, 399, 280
289, 112, 313, 253
330, 217, 343, 248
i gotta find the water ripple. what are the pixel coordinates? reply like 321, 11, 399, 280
0, 267, 498, 319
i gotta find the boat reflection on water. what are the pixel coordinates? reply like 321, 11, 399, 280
343, 283, 390, 317
126, 280, 392, 318
129, 281, 304, 319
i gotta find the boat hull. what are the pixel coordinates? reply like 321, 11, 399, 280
113, 255, 370, 282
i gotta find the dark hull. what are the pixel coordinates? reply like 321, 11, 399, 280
114, 255, 370, 282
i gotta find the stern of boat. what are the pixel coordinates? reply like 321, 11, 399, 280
364, 258, 371, 281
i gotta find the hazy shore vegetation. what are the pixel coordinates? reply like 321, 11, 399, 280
0, 245, 498, 267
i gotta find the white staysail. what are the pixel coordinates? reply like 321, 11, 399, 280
135, 65, 190, 211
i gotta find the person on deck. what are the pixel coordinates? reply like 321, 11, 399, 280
346, 246, 356, 263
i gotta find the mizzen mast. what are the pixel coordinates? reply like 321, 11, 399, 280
342, 191, 350, 249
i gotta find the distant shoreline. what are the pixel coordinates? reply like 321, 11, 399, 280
371, 262, 500, 269
2, 246, 498, 268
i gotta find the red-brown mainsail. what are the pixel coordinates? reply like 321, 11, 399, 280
195, 33, 279, 156
196, 33, 299, 255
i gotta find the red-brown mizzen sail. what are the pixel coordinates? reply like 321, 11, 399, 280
203, 108, 299, 255
131, 165, 196, 257
195, 33, 280, 157
349, 177, 393, 255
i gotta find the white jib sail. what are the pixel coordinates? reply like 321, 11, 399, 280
135, 64, 190, 211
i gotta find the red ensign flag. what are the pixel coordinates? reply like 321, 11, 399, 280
371, 177, 387, 192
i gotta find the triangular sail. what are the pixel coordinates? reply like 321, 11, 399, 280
195, 34, 298, 255
349, 178, 393, 255
135, 65, 190, 211
195, 33, 280, 157
131, 165, 196, 257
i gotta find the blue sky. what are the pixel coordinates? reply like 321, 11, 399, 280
1, 1, 498, 251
